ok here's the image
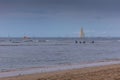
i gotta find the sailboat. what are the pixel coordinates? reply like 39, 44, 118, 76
80, 27, 94, 43
75, 27, 85, 43
80, 27, 85, 39
23, 36, 33, 42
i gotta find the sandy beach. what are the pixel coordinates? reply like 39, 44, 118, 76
1, 63, 120, 80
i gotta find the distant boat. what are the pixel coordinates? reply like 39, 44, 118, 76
23, 36, 33, 42
75, 27, 95, 44
80, 27, 85, 39
23, 36, 30, 40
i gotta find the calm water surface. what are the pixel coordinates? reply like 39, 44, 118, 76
0, 37, 120, 71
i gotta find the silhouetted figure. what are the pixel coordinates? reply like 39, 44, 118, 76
79, 41, 82, 43
92, 41, 94, 43
75, 40, 78, 43
83, 41, 86, 43
9, 39, 12, 42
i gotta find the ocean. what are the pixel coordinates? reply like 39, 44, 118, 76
0, 37, 120, 72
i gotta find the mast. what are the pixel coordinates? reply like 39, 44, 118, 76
80, 27, 85, 38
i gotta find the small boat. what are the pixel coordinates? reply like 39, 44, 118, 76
75, 27, 95, 44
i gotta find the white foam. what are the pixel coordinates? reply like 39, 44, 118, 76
0, 61, 120, 78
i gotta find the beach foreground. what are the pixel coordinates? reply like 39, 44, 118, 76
1, 64, 120, 80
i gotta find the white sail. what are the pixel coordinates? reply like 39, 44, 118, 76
80, 27, 85, 38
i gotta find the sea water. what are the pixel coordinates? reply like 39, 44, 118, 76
0, 37, 120, 71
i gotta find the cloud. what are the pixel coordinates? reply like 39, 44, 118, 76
1, 0, 120, 11
0, 0, 120, 21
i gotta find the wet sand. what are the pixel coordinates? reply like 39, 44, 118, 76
1, 62, 120, 80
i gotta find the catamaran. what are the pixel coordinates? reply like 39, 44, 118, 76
75, 27, 94, 43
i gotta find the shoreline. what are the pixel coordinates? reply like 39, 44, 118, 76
0, 60, 120, 78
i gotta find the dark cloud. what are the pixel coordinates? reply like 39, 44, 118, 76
0, 0, 120, 17
0, 0, 120, 10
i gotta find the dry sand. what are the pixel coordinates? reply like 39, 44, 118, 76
1, 64, 120, 80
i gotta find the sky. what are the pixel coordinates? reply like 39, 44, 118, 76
0, 0, 120, 37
